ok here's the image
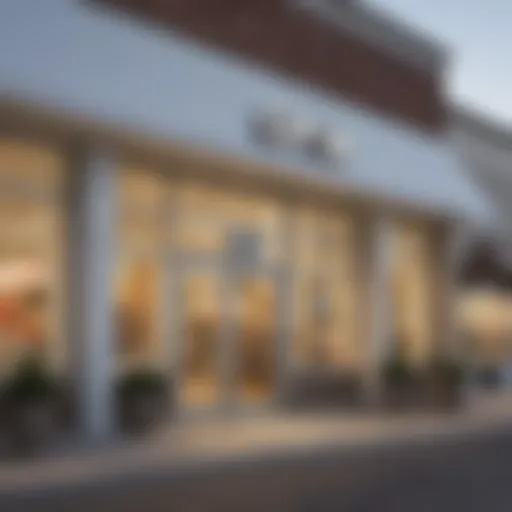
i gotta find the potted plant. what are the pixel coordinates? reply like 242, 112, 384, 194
382, 343, 419, 410
426, 355, 465, 410
5, 355, 60, 454
117, 368, 169, 434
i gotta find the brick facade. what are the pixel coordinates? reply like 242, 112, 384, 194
98, 0, 445, 132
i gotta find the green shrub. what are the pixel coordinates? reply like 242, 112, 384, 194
118, 369, 168, 398
383, 344, 414, 388
7, 356, 59, 405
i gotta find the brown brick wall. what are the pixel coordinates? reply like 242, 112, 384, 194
97, 0, 445, 132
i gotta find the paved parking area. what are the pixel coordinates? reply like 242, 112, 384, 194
1, 391, 512, 510
2, 425, 512, 511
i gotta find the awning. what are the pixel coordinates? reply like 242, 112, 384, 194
0, 0, 495, 225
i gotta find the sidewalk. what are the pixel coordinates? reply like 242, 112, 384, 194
1, 391, 512, 496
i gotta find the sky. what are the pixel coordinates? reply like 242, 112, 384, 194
368, 0, 512, 126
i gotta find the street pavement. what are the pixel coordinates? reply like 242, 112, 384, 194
1, 425, 512, 512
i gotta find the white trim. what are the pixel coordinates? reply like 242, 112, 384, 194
0, 0, 490, 223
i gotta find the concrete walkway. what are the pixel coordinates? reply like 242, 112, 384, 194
1, 391, 511, 496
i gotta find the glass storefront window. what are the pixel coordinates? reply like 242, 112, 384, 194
117, 165, 362, 405
116, 169, 164, 368
174, 181, 283, 260
116, 171, 286, 370
392, 222, 435, 366
233, 274, 277, 403
181, 272, 222, 406
458, 290, 512, 366
115, 257, 162, 368
293, 207, 358, 369
0, 139, 62, 375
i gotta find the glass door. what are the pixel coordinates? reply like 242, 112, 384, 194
230, 270, 279, 407
175, 259, 225, 411
174, 258, 284, 414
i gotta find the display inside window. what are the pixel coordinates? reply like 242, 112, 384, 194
116, 259, 159, 360
293, 208, 357, 368
392, 224, 434, 366
0, 139, 62, 374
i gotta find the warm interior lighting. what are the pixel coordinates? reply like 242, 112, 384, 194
0, 139, 61, 374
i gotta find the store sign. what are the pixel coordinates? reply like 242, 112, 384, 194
249, 108, 349, 167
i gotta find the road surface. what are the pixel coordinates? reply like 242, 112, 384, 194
1, 426, 511, 511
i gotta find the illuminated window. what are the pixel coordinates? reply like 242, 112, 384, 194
0, 139, 62, 375
293, 207, 358, 368
393, 223, 434, 366
116, 169, 164, 369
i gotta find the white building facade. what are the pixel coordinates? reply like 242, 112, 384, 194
0, 0, 492, 438
451, 108, 512, 376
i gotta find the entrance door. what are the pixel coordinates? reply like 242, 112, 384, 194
230, 270, 279, 407
175, 258, 225, 412
174, 257, 283, 414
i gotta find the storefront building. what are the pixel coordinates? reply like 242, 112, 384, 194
0, 0, 492, 438
451, 108, 512, 376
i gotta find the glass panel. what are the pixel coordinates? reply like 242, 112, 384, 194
233, 275, 276, 404
181, 272, 222, 407
116, 168, 165, 372
176, 217, 224, 254
0, 255, 54, 373
174, 181, 283, 261
393, 223, 434, 366
0, 140, 62, 376
292, 207, 358, 368
118, 169, 163, 216
117, 170, 164, 256
458, 291, 510, 366
115, 258, 161, 368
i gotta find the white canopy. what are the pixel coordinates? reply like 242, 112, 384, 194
0, 0, 494, 225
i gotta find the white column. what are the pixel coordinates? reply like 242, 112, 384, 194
362, 217, 395, 401
67, 148, 117, 440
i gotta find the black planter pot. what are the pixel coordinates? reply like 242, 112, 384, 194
383, 383, 425, 411
119, 391, 168, 434
285, 369, 363, 410
117, 370, 172, 434
9, 400, 57, 456
426, 381, 463, 411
